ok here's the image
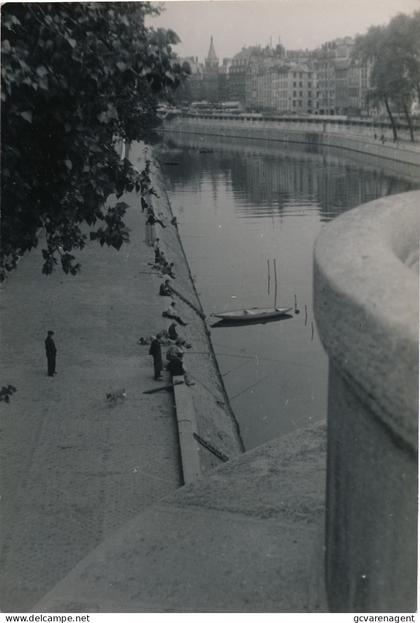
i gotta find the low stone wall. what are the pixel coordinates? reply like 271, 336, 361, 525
127, 141, 244, 471
313, 191, 419, 612
164, 116, 420, 177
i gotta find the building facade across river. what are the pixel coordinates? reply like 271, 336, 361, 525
176, 35, 372, 116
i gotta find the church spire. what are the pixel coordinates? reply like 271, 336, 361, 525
207, 35, 218, 65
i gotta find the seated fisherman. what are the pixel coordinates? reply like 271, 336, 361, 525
159, 279, 172, 297
168, 322, 178, 341
166, 343, 184, 363
166, 352, 194, 386
167, 353, 185, 377
162, 301, 187, 326
146, 208, 166, 228
161, 262, 175, 279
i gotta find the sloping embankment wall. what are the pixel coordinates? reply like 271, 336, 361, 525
164, 116, 420, 180
128, 141, 244, 471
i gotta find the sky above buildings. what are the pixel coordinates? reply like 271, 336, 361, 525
147, 0, 420, 60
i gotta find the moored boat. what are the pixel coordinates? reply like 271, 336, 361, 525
211, 306, 292, 322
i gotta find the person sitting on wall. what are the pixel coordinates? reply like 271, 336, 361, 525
141, 195, 149, 212
146, 208, 166, 229
162, 300, 187, 326
159, 279, 172, 297
162, 262, 175, 279
168, 322, 179, 341
167, 352, 194, 386
149, 250, 166, 270
166, 343, 184, 363
167, 353, 185, 377
156, 250, 166, 266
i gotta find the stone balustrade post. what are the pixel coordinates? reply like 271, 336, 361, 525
314, 191, 419, 612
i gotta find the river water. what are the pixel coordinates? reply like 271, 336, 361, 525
156, 132, 418, 450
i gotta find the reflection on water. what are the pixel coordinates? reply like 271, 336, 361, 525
157, 132, 419, 450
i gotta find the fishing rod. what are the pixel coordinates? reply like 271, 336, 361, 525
230, 374, 272, 401
208, 346, 313, 368
221, 359, 254, 377
170, 285, 206, 320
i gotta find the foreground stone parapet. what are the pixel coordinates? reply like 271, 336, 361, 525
314, 190, 419, 612
35, 423, 327, 613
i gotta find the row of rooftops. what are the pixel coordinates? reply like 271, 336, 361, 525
181, 35, 357, 76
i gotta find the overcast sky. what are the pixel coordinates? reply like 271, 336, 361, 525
147, 0, 420, 60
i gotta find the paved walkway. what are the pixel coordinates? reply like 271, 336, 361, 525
0, 156, 182, 610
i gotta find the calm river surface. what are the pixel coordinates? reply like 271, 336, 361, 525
157, 132, 418, 450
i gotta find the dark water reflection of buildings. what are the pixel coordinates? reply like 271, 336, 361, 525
156, 132, 419, 449
159, 132, 414, 223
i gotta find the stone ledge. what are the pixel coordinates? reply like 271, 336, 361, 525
172, 376, 201, 483
313, 190, 418, 611
314, 190, 419, 450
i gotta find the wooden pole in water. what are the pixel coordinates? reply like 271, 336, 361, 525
267, 259, 270, 296
273, 258, 278, 309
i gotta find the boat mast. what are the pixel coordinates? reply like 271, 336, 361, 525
273, 258, 278, 309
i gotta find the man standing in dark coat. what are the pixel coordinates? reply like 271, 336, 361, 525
45, 330, 57, 377
149, 335, 163, 381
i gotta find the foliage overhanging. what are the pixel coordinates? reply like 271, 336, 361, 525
353, 11, 420, 140
1, 2, 186, 279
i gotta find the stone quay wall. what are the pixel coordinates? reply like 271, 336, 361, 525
164, 115, 420, 178
313, 191, 419, 612
127, 141, 244, 472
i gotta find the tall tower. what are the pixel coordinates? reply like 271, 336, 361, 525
202, 35, 220, 102
205, 35, 219, 70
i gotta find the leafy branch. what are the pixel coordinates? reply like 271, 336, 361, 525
1, 2, 188, 280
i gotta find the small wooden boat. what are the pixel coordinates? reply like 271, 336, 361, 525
163, 161, 180, 166
199, 148, 214, 154
211, 306, 292, 322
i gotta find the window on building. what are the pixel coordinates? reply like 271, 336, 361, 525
293, 90, 296, 96
293, 100, 296, 107
293, 81, 296, 87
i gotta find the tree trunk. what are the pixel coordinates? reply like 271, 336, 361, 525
402, 98, 415, 142
384, 96, 398, 141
